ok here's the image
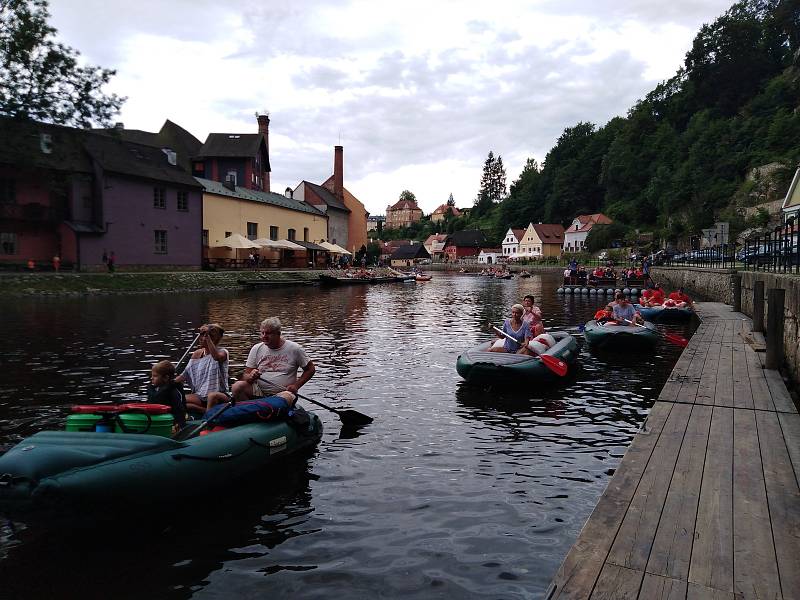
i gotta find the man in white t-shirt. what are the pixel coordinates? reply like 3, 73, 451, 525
231, 317, 316, 403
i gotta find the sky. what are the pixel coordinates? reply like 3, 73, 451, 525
48, 0, 734, 216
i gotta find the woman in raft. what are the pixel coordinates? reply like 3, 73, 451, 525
490, 304, 528, 353
640, 283, 665, 307
664, 287, 693, 308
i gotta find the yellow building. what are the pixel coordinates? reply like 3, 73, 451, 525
386, 197, 422, 229
518, 222, 565, 258
199, 178, 328, 261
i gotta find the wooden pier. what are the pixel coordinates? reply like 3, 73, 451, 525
547, 302, 800, 599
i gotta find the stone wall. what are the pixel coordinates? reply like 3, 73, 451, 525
652, 266, 800, 385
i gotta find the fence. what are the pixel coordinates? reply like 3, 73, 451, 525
662, 218, 800, 275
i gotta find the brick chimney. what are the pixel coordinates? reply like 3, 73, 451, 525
257, 113, 270, 192
334, 145, 344, 203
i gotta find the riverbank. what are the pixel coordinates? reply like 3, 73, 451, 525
0, 269, 321, 296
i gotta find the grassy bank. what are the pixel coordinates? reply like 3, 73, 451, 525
0, 269, 321, 296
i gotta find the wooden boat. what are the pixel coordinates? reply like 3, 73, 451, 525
0, 412, 322, 513
415, 274, 432, 282
583, 319, 659, 349
634, 304, 695, 322
456, 331, 579, 385
319, 273, 415, 286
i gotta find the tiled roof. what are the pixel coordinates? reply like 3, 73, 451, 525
93, 121, 202, 173
196, 178, 326, 216
195, 133, 265, 159
445, 230, 488, 247
389, 198, 420, 211
424, 233, 449, 245
511, 228, 525, 241
304, 181, 350, 212
0, 117, 93, 173
532, 223, 565, 243
432, 204, 461, 216
391, 244, 430, 260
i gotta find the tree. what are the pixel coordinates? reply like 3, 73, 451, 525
398, 190, 417, 203
446, 193, 455, 206
0, 0, 124, 127
473, 151, 507, 217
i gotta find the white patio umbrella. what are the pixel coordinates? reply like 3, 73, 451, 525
215, 233, 261, 249
319, 241, 352, 255
275, 239, 305, 250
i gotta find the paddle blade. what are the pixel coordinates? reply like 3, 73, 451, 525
540, 354, 568, 377
664, 332, 689, 348
340, 409, 373, 426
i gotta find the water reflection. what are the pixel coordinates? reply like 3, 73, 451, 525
0, 272, 694, 598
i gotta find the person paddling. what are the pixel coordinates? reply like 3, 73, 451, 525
610, 292, 644, 325
176, 323, 229, 414
231, 317, 315, 403
489, 304, 527, 353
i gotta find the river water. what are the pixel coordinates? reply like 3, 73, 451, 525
0, 272, 692, 599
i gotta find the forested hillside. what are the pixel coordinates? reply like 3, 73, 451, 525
384, 0, 799, 247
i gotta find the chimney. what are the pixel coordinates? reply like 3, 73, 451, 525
256, 112, 270, 192
224, 174, 236, 191
334, 145, 344, 203
114, 122, 124, 130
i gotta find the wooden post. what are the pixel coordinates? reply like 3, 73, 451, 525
765, 288, 785, 370
752, 280, 765, 333
732, 274, 741, 312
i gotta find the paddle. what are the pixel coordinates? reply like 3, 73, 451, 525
619, 318, 689, 348
173, 397, 235, 441
491, 325, 568, 377
175, 333, 201, 373
257, 375, 373, 427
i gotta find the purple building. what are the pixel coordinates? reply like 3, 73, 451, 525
0, 117, 204, 270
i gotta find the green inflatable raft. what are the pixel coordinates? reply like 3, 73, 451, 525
583, 319, 659, 350
0, 412, 322, 514
456, 331, 579, 385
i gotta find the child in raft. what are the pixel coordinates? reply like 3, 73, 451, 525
148, 360, 187, 432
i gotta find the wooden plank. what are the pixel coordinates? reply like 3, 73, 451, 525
550, 403, 674, 599
607, 403, 692, 570
695, 342, 721, 407
778, 413, 800, 483
590, 563, 642, 599
731, 344, 754, 410
647, 405, 713, 580
714, 343, 734, 408
745, 343, 776, 412
763, 369, 798, 414
686, 582, 736, 600
732, 409, 781, 599
639, 573, 687, 599
756, 410, 800, 597
689, 406, 734, 593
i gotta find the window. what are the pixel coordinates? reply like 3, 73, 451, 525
226, 170, 237, 186
247, 222, 258, 240
0, 232, 17, 255
202, 229, 209, 246
154, 229, 168, 254
269, 226, 278, 241
0, 179, 15, 204
287, 228, 296, 241
303, 228, 309, 242
153, 187, 166, 209
177, 191, 188, 211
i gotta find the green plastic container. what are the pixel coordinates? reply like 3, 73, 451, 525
114, 413, 174, 437
66, 414, 105, 432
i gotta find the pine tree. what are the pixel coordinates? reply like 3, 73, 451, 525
0, 0, 124, 127
447, 193, 455, 206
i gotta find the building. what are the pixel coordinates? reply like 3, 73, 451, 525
0, 116, 203, 270
320, 146, 369, 254
192, 114, 271, 192
197, 177, 327, 267
501, 228, 525, 259
781, 165, 800, 223
385, 197, 422, 229
563, 213, 612, 253
367, 215, 385, 234
430, 203, 460, 223
519, 223, 565, 258
423, 233, 448, 260
478, 249, 503, 264
390, 243, 430, 267
442, 230, 488, 262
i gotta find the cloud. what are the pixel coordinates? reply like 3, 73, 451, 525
46, 0, 735, 215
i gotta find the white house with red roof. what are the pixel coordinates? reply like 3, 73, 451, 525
501, 227, 526, 259
423, 233, 448, 260
563, 213, 612, 253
